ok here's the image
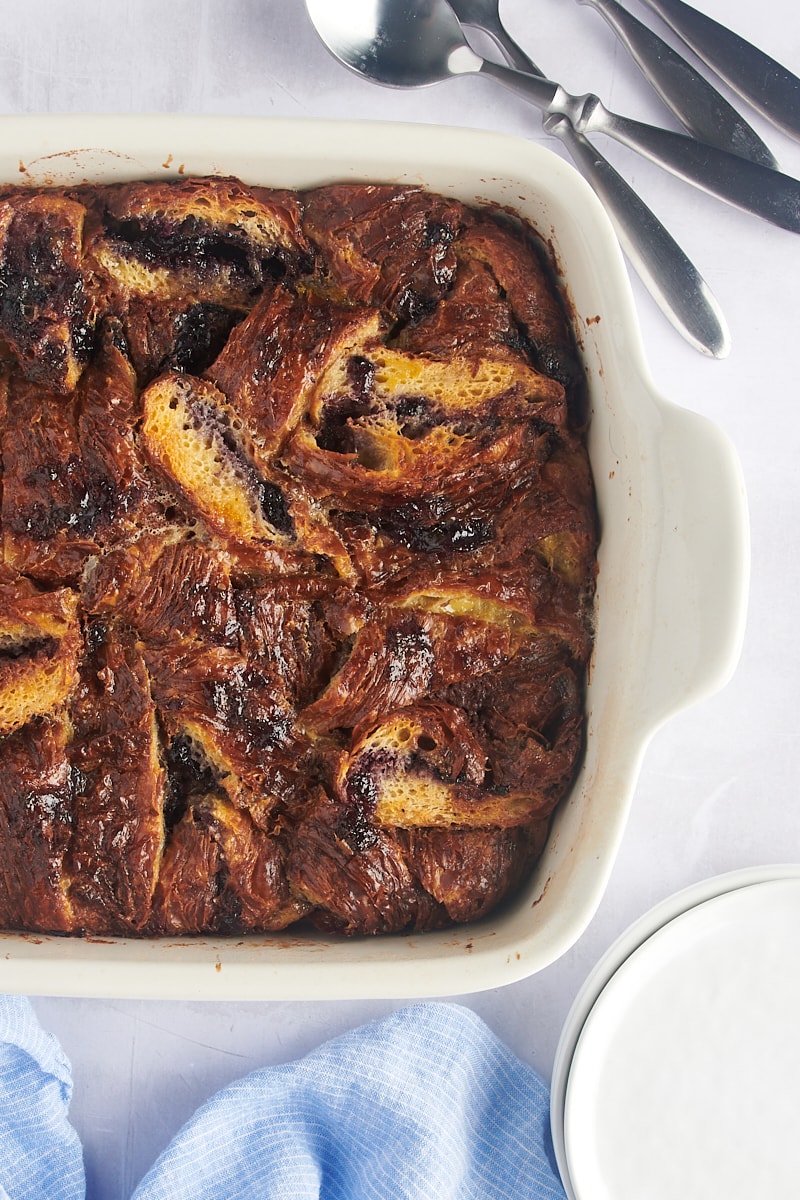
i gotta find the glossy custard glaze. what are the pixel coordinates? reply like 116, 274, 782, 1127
0, 176, 597, 936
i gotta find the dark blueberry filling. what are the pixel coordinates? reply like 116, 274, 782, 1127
346, 354, 375, 400
103, 213, 304, 286
167, 304, 241, 375
163, 734, 219, 829
316, 387, 375, 454
0, 634, 58, 662
373, 506, 494, 554
14, 459, 128, 541
187, 397, 294, 537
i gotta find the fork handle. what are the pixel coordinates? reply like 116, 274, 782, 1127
639, 0, 800, 142
544, 115, 729, 356
474, 21, 728, 355
577, 0, 776, 168
479, 59, 800, 234
479, 19, 539, 74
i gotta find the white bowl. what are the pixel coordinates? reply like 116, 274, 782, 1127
0, 115, 749, 999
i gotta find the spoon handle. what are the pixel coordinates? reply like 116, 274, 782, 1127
577, 0, 776, 168
465, 15, 730, 354
471, 16, 538, 74
544, 114, 729, 356
639, 0, 800, 142
478, 59, 800, 233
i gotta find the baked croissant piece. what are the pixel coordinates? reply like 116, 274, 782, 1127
0, 176, 597, 937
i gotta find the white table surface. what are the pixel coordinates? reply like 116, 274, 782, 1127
1, 1, 798, 1196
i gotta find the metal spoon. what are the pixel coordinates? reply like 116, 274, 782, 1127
447, 0, 543, 72
304, 0, 800, 234
639, 0, 800, 143
577, 0, 777, 168
448, 0, 729, 356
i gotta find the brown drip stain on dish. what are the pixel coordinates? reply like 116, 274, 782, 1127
17, 148, 140, 187
530, 873, 554, 909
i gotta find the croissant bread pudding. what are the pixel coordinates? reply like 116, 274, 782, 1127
0, 174, 597, 937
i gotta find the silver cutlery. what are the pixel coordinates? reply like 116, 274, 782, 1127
304, 0, 800, 234
447, 0, 543, 72
448, 0, 729, 355
639, 0, 800, 142
577, 0, 777, 167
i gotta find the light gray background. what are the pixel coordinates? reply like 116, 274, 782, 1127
0, 1, 797, 1196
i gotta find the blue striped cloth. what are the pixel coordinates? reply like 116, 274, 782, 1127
0, 997, 565, 1200
0, 995, 84, 1200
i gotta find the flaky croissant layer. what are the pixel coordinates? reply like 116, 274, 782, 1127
0, 176, 597, 936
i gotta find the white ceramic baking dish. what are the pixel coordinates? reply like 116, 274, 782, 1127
0, 114, 749, 999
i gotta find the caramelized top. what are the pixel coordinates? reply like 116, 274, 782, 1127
0, 176, 597, 937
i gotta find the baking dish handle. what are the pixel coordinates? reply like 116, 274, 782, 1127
638, 399, 749, 731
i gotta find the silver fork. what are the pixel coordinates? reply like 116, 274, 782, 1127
448, 0, 730, 356
577, 0, 776, 168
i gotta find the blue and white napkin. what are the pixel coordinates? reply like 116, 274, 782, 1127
0, 996, 84, 1200
0, 996, 566, 1200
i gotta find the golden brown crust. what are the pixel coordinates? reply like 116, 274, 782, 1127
0, 192, 92, 394
0, 715, 76, 932
206, 290, 385, 459
151, 794, 311, 935
399, 822, 549, 923
302, 183, 465, 320
0, 574, 81, 736
1, 324, 164, 584
0, 176, 597, 937
64, 621, 165, 934
85, 175, 312, 309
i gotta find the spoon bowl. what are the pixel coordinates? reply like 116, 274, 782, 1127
306, 0, 467, 88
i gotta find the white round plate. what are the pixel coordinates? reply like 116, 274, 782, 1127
561, 874, 800, 1200
550, 864, 800, 1198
